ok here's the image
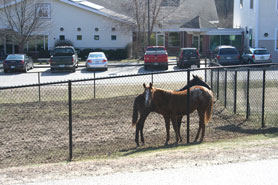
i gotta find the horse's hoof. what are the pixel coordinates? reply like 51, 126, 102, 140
141, 142, 145, 146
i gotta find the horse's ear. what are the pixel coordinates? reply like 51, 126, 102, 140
143, 83, 146, 89
149, 83, 152, 89
193, 74, 196, 78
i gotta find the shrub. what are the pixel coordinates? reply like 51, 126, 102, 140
79, 48, 128, 61
38, 50, 50, 58
54, 39, 74, 47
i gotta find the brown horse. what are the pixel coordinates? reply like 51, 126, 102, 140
143, 83, 213, 145
132, 75, 211, 147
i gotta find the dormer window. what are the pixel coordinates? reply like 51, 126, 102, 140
160, 0, 180, 7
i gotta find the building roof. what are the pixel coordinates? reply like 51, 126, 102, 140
1, 0, 220, 30
87, 0, 219, 30
180, 16, 217, 29
59, 0, 134, 24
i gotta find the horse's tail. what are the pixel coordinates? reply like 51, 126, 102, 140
204, 93, 214, 125
132, 95, 140, 127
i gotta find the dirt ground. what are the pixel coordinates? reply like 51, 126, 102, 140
0, 95, 278, 170
1, 135, 278, 184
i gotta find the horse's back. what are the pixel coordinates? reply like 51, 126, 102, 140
155, 86, 213, 116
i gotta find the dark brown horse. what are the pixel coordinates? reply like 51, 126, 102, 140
132, 75, 211, 146
143, 83, 214, 145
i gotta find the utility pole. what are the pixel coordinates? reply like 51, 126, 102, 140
147, 0, 151, 46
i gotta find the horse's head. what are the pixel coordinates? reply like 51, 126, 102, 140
190, 75, 211, 90
143, 83, 153, 107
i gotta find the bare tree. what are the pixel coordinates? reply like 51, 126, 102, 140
0, 0, 51, 53
122, 0, 163, 57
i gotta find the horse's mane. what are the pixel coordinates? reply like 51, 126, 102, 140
177, 75, 210, 91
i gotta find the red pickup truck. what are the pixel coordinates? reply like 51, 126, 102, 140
144, 46, 168, 70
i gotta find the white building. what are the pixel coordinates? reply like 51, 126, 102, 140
233, 0, 278, 61
0, 0, 134, 55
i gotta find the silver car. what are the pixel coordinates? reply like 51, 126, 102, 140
86, 52, 108, 71
242, 48, 272, 64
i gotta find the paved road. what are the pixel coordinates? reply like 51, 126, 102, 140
23, 159, 278, 185
1, 60, 277, 87
0, 60, 205, 87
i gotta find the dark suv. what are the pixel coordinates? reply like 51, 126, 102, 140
176, 48, 200, 68
211, 45, 241, 66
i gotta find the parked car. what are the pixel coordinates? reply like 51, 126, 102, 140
242, 48, 272, 65
144, 46, 168, 70
210, 45, 241, 66
3, 54, 33, 73
50, 46, 79, 72
86, 52, 108, 71
177, 48, 200, 68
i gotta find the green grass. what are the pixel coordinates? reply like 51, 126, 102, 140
73, 134, 278, 162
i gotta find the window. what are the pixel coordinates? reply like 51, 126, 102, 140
59, 35, 65, 40
94, 35, 99, 40
77, 27, 81, 31
209, 35, 220, 50
250, 0, 253, 9
25, 35, 48, 52
161, 0, 180, 7
111, 35, 117, 40
77, 35, 82, 40
240, 0, 243, 8
60, 27, 64, 31
36, 3, 51, 19
168, 32, 180, 47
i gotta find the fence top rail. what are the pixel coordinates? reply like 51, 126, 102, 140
1, 63, 278, 90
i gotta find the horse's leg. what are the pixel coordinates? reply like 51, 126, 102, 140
136, 111, 150, 147
200, 118, 206, 143
163, 116, 170, 146
171, 116, 179, 145
177, 116, 183, 142
194, 111, 205, 143
135, 123, 140, 147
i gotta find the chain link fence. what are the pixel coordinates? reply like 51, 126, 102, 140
1, 64, 278, 168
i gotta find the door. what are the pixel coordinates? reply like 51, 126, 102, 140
193, 35, 200, 50
156, 33, 165, 46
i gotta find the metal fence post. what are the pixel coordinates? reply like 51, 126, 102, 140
217, 69, 219, 100
187, 69, 190, 143
205, 58, 207, 83
68, 81, 73, 162
234, 70, 237, 114
262, 70, 266, 128
151, 69, 154, 85
224, 70, 227, 108
210, 69, 213, 92
93, 70, 96, 99
38, 72, 41, 102
246, 69, 250, 119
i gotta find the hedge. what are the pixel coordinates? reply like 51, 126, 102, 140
79, 48, 128, 61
